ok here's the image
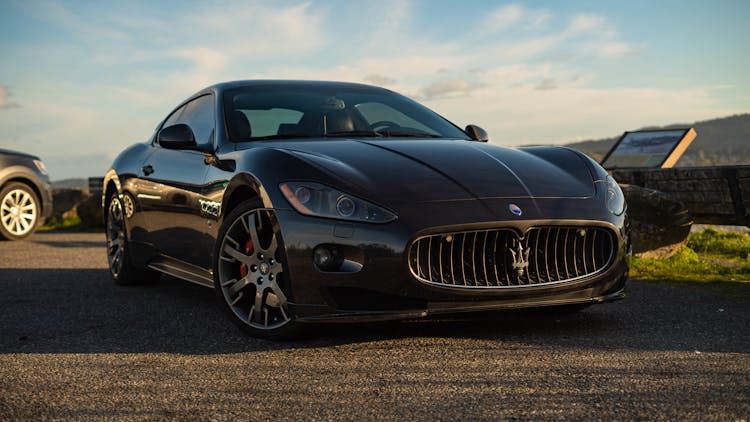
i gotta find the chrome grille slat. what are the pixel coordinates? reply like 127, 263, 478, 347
415, 239, 420, 278
553, 228, 560, 281
481, 231, 489, 286
470, 232, 478, 286
581, 230, 588, 275
408, 226, 616, 289
544, 230, 555, 281
533, 230, 541, 284
562, 229, 570, 279
451, 235, 457, 285
491, 231, 500, 286
462, 232, 468, 285
573, 229, 580, 277
427, 237, 433, 281
438, 237, 444, 283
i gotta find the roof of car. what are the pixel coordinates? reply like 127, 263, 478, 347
205, 79, 387, 93
0, 148, 38, 160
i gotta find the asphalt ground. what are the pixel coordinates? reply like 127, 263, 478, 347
0, 232, 748, 420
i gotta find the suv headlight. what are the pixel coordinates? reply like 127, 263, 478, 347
279, 182, 397, 223
33, 159, 48, 175
606, 176, 625, 215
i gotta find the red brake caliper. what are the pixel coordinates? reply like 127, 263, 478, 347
239, 238, 254, 277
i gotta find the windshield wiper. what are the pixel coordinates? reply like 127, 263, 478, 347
325, 130, 383, 138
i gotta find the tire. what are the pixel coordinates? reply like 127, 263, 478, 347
213, 198, 301, 340
0, 182, 41, 241
105, 193, 161, 285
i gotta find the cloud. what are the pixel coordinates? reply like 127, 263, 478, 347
528, 10, 553, 29
418, 78, 484, 100
535, 78, 557, 91
424, 83, 739, 145
363, 74, 397, 86
192, 2, 325, 58
568, 14, 606, 33
479, 4, 552, 33
592, 41, 643, 58
483, 4, 524, 31
0, 85, 20, 109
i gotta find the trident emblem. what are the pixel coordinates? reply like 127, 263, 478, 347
509, 239, 530, 278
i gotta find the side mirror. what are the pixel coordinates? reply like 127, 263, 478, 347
158, 124, 198, 150
465, 124, 489, 142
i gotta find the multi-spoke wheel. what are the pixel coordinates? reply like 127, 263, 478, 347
215, 199, 299, 339
105, 194, 160, 285
0, 182, 40, 241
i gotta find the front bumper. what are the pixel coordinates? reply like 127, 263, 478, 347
275, 196, 629, 323
40, 176, 53, 219
292, 285, 627, 323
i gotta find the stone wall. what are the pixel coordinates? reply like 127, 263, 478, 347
51, 189, 102, 228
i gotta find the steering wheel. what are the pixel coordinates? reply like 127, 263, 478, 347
370, 120, 401, 132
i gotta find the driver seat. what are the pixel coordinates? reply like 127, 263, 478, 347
229, 110, 252, 141
324, 109, 355, 133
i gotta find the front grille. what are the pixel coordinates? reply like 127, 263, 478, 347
408, 226, 616, 289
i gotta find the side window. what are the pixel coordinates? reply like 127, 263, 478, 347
180, 95, 215, 148
160, 94, 215, 148
163, 103, 188, 129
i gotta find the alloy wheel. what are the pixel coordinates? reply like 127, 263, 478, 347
0, 188, 38, 237
217, 209, 291, 330
106, 197, 126, 277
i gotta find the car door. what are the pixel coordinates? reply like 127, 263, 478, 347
137, 94, 215, 268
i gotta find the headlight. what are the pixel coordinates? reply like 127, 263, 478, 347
33, 159, 48, 175
606, 176, 625, 215
279, 182, 397, 223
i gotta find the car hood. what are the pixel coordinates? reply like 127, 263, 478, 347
254, 139, 595, 202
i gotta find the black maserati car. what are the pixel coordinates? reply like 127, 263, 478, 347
103, 80, 629, 339
0, 148, 53, 240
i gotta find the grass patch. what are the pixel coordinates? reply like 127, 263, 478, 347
39, 214, 83, 231
688, 227, 750, 259
631, 227, 750, 282
630, 227, 750, 300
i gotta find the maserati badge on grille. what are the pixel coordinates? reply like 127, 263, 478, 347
508, 203, 522, 216
509, 240, 530, 278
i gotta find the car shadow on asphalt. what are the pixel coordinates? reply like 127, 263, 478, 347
30, 239, 106, 248
0, 269, 748, 354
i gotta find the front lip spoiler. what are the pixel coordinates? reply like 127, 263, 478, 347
293, 287, 626, 324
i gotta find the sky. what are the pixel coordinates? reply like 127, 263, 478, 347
0, 0, 748, 180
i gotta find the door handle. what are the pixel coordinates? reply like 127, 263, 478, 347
141, 165, 154, 176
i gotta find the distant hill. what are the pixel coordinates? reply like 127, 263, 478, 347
52, 178, 88, 190
565, 113, 750, 166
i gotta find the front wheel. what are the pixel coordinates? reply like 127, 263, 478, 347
105, 194, 160, 285
0, 182, 40, 240
214, 199, 300, 340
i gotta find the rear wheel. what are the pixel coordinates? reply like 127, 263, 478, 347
105, 194, 160, 285
214, 199, 300, 340
0, 182, 40, 240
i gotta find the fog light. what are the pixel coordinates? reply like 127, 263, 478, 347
314, 247, 332, 266
314, 245, 341, 270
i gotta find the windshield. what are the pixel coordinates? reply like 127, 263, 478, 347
223, 84, 470, 141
